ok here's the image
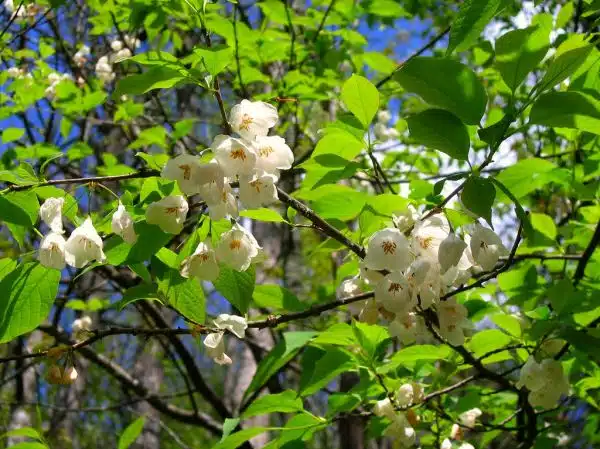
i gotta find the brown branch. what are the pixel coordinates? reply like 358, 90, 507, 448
573, 219, 600, 286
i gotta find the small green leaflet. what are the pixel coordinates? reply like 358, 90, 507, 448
340, 74, 379, 129
118, 416, 146, 449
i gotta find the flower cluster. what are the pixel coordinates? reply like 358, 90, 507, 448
148, 100, 292, 279
341, 212, 508, 347
373, 109, 400, 142
73, 45, 91, 67
94, 35, 140, 84
38, 197, 137, 270
372, 383, 424, 448
202, 314, 248, 365
45, 72, 73, 99
517, 356, 569, 409
3, 0, 42, 22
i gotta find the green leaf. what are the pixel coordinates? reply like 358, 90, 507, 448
118, 416, 146, 449
2, 127, 24, 143
243, 331, 316, 402
193, 45, 233, 77
0, 427, 42, 441
340, 74, 379, 128
388, 344, 451, 364
529, 212, 557, 246
468, 329, 512, 357
394, 57, 487, 125
312, 323, 357, 346
447, 0, 507, 54
494, 158, 562, 199
252, 284, 305, 312
213, 265, 255, 314
529, 90, 600, 135
406, 109, 470, 160
539, 36, 593, 91
0, 262, 60, 343
114, 66, 189, 97
495, 19, 551, 91
308, 130, 365, 163
461, 176, 495, 224
556, 2, 574, 28
213, 428, 269, 449
299, 347, 356, 396
491, 313, 522, 338
7, 443, 48, 449
239, 208, 286, 222
104, 222, 172, 266
153, 253, 206, 324
0, 190, 39, 228
352, 321, 390, 361
298, 185, 367, 221
113, 284, 161, 311
241, 390, 304, 419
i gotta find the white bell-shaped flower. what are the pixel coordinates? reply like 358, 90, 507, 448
145, 195, 188, 234
458, 444, 475, 449
229, 99, 278, 139
72, 316, 92, 341
373, 397, 396, 420
214, 314, 248, 338
39, 232, 67, 270
392, 205, 418, 232
374, 123, 400, 142
377, 109, 391, 124
375, 271, 415, 315
459, 407, 482, 428
405, 258, 431, 288
180, 241, 220, 281
206, 183, 238, 221
396, 383, 415, 407
411, 214, 450, 264
436, 298, 470, 346
516, 356, 545, 390
65, 218, 106, 268
161, 154, 203, 195
469, 224, 509, 271
216, 223, 261, 271
203, 332, 232, 365
364, 228, 412, 271
252, 135, 294, 175
114, 48, 131, 61
438, 233, 467, 273
110, 40, 123, 51
39, 197, 65, 234
441, 439, 452, 449
238, 172, 278, 209
389, 312, 427, 345
337, 276, 365, 315
385, 413, 415, 446
359, 260, 385, 285
111, 202, 137, 244
212, 135, 257, 177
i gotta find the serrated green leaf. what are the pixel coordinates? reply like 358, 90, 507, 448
448, 0, 507, 54
213, 264, 255, 314
252, 284, 305, 311
239, 208, 286, 222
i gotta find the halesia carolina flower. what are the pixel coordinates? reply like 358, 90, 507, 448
469, 223, 509, 271
216, 223, 261, 271
238, 172, 278, 209
214, 314, 248, 338
364, 228, 413, 272
337, 276, 365, 315
441, 439, 452, 449
145, 195, 189, 234
396, 383, 415, 407
252, 135, 294, 175
65, 218, 106, 268
375, 271, 415, 315
161, 154, 203, 195
459, 407, 482, 428
393, 205, 418, 232
212, 135, 257, 177
458, 444, 475, 449
206, 183, 238, 221
73, 45, 90, 67
517, 357, 569, 409
436, 298, 470, 346
373, 397, 396, 421
113, 48, 132, 62
411, 214, 450, 263
229, 99, 278, 139
385, 413, 416, 447
39, 197, 65, 233
377, 109, 392, 124
180, 241, 220, 281
111, 202, 137, 244
373, 122, 400, 142
39, 232, 67, 270
359, 260, 385, 285
110, 40, 123, 51
203, 332, 232, 365
389, 312, 428, 345
72, 315, 92, 341
438, 233, 467, 273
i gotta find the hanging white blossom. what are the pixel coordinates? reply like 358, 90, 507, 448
64, 217, 106, 268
